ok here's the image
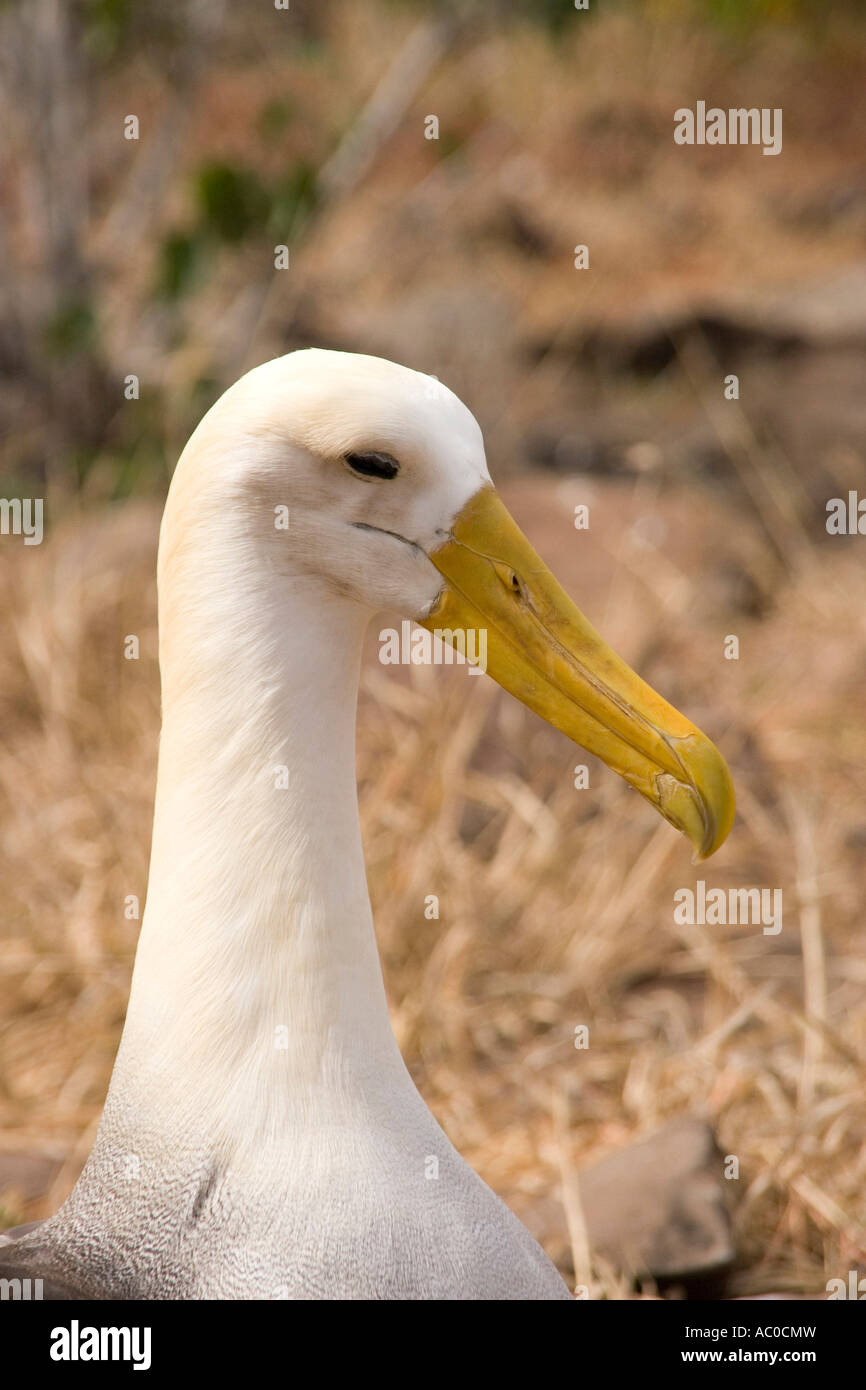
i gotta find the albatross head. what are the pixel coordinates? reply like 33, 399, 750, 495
164, 347, 734, 861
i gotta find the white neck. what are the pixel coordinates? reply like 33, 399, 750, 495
111, 553, 410, 1154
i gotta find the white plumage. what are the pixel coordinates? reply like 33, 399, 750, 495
0, 348, 733, 1299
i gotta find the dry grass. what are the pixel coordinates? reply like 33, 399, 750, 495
1, 469, 864, 1298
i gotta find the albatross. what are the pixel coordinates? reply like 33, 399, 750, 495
0, 349, 734, 1300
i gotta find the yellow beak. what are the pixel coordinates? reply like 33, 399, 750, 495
419, 487, 735, 861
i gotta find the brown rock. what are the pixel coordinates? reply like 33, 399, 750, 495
0, 1152, 62, 1207
578, 1117, 735, 1280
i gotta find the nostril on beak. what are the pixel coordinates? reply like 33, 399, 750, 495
492, 560, 524, 599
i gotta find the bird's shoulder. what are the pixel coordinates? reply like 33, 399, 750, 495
0, 1221, 96, 1300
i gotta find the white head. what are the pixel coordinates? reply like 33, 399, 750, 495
161, 348, 491, 628
158, 346, 733, 860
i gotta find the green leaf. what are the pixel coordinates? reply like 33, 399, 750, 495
194, 161, 270, 244
268, 161, 319, 239
156, 232, 201, 299
257, 99, 294, 143
42, 298, 96, 357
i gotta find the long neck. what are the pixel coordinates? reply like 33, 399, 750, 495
109, 558, 409, 1153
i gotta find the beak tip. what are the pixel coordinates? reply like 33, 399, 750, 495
662, 733, 736, 863
691, 750, 736, 863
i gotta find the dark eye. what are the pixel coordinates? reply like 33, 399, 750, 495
344, 450, 400, 480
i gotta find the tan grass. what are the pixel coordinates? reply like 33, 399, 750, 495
1, 474, 863, 1298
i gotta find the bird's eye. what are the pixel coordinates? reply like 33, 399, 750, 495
344, 450, 400, 480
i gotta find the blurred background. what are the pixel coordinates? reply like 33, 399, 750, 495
1, 0, 865, 1298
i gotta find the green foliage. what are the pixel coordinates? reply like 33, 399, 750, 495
42, 298, 96, 357
435, 129, 466, 160
381, 0, 843, 30
257, 98, 294, 142
533, 0, 588, 32
380, 0, 589, 31
82, 0, 132, 60
698, 0, 822, 25
93, 443, 169, 500
268, 160, 319, 238
194, 161, 271, 245
155, 154, 319, 303
187, 374, 223, 420
156, 232, 201, 300
194, 158, 318, 246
